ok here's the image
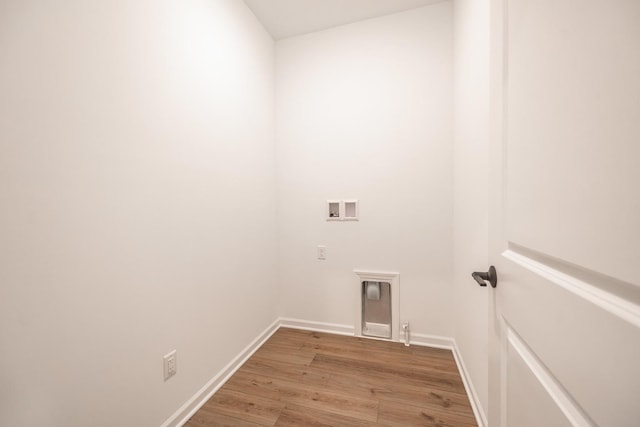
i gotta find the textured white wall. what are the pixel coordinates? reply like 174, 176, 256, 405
0, 1, 277, 425
453, 0, 490, 418
276, 3, 454, 337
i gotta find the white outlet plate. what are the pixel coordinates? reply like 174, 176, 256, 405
163, 350, 177, 381
317, 245, 326, 260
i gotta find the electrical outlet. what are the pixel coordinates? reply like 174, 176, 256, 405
317, 245, 326, 260
163, 350, 177, 381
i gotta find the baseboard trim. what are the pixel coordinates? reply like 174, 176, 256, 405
408, 332, 456, 350
160, 318, 281, 427
451, 339, 488, 427
279, 317, 354, 336
161, 317, 487, 427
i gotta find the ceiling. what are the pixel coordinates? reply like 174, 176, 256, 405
243, 0, 446, 40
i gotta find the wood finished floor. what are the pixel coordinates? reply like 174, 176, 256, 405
185, 328, 477, 427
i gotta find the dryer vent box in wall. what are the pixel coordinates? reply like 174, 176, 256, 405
326, 200, 358, 221
362, 281, 391, 339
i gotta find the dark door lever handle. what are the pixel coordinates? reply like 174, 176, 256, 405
472, 266, 497, 288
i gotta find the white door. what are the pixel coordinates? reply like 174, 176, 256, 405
488, 0, 640, 426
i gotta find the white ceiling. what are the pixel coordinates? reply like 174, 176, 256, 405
243, 0, 446, 40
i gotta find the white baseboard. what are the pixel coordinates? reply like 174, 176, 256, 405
279, 317, 354, 336
161, 317, 487, 427
160, 318, 280, 427
408, 331, 456, 350
451, 339, 488, 427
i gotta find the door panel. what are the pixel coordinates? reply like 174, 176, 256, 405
499, 255, 640, 426
506, 335, 573, 427
505, 0, 640, 285
489, 0, 640, 426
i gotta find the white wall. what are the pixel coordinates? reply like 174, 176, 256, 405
276, 3, 454, 337
0, 1, 277, 426
452, 0, 490, 420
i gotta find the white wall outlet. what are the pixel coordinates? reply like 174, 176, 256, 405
317, 245, 326, 260
163, 350, 177, 381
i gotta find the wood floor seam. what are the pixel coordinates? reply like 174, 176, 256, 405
185, 328, 477, 427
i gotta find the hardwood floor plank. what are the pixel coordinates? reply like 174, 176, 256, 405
410, 344, 460, 360
275, 403, 377, 427
251, 343, 316, 366
189, 328, 478, 426
239, 356, 331, 385
320, 366, 475, 416
300, 334, 458, 375
271, 327, 316, 344
185, 407, 265, 427
225, 371, 379, 422
377, 400, 477, 427
199, 389, 283, 426
310, 353, 466, 394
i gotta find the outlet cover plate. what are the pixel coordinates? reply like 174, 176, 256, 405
163, 350, 177, 381
317, 245, 326, 260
